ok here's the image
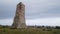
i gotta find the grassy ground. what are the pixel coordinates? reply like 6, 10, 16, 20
0, 28, 60, 34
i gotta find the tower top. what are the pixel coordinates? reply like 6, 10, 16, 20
18, 2, 23, 5
17, 2, 25, 6
19, 2, 22, 4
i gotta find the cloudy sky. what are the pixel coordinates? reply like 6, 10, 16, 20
0, 0, 60, 26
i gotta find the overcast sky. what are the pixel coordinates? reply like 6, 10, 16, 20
0, 0, 60, 26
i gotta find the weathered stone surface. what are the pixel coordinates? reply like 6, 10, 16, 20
12, 2, 26, 28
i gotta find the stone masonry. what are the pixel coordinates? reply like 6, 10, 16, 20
12, 2, 26, 28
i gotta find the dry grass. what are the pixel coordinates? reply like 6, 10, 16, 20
0, 28, 60, 34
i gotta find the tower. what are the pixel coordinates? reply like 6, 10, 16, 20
12, 2, 26, 28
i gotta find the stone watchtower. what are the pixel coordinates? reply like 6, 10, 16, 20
12, 2, 26, 28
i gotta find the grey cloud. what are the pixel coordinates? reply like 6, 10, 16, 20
0, 0, 22, 19
25, 0, 60, 19
0, 1, 16, 19
0, 0, 60, 19
0, 6, 15, 19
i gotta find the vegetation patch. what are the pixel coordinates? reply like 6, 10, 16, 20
0, 28, 60, 34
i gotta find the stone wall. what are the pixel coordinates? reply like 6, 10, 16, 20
12, 2, 26, 28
